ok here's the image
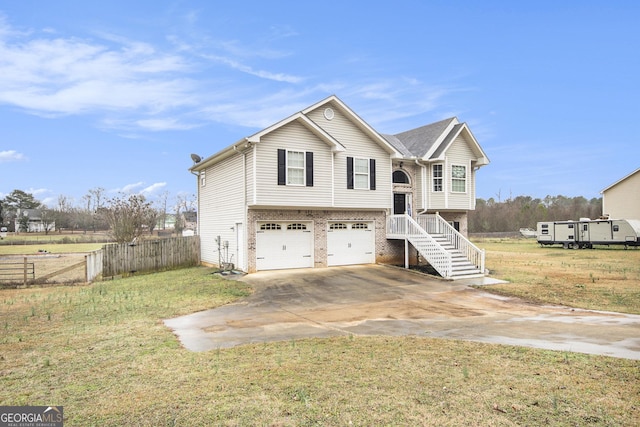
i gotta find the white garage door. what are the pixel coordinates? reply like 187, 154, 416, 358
327, 221, 375, 266
256, 222, 313, 270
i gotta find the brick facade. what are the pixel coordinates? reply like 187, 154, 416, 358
246, 209, 406, 273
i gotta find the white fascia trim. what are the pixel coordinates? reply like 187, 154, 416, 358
460, 124, 490, 166
422, 118, 459, 159
601, 167, 640, 193
305, 95, 402, 157
247, 113, 345, 152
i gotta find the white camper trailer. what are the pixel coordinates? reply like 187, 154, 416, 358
537, 218, 640, 249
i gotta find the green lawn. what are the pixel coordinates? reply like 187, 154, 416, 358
1, 265, 638, 426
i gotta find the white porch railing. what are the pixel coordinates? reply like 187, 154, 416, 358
386, 214, 452, 278
417, 214, 485, 273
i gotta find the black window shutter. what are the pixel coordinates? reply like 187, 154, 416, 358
277, 149, 286, 185
305, 152, 314, 187
369, 159, 376, 190
347, 157, 354, 189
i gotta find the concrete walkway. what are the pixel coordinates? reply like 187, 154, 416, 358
164, 264, 640, 359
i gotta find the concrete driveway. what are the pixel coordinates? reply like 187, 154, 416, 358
164, 264, 640, 359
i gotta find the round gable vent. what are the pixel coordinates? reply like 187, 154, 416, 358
323, 107, 335, 120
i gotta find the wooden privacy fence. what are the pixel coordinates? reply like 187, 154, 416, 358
101, 236, 200, 278
0, 237, 200, 286
85, 250, 103, 282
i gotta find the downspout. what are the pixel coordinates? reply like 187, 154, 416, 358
233, 139, 253, 272
414, 159, 429, 215
189, 168, 200, 238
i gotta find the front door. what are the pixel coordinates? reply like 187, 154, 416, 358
393, 193, 406, 215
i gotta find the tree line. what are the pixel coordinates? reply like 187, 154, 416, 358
0, 188, 196, 243
469, 195, 603, 233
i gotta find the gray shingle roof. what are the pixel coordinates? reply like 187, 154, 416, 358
382, 117, 457, 158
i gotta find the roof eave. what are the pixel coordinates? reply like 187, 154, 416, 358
600, 167, 640, 193
306, 95, 402, 157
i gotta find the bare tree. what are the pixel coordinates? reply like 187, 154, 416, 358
40, 207, 55, 235
469, 194, 604, 233
82, 187, 107, 232
101, 194, 155, 243
158, 190, 170, 230
173, 193, 197, 235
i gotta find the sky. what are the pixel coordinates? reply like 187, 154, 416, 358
1, 1, 639, 210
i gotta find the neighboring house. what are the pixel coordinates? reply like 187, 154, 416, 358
601, 168, 640, 220
14, 209, 55, 233
157, 214, 176, 230
191, 96, 490, 279
182, 211, 197, 232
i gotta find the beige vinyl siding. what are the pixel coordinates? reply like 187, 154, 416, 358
198, 152, 246, 268
415, 163, 425, 210
428, 163, 446, 209
307, 105, 392, 209
603, 171, 640, 219
446, 135, 475, 210
253, 121, 333, 207
246, 147, 256, 205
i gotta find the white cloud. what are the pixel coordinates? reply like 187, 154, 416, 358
0, 150, 25, 162
135, 118, 200, 131
110, 182, 166, 196
111, 182, 144, 194
199, 52, 303, 83
140, 182, 167, 195
0, 13, 458, 137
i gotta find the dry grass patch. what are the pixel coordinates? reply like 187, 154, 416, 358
0, 243, 104, 255
476, 238, 640, 314
1, 266, 639, 425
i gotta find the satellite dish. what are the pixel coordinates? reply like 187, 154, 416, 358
190, 153, 202, 163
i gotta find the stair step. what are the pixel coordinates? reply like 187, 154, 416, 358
404, 226, 485, 280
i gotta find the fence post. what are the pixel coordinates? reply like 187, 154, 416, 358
23, 256, 27, 286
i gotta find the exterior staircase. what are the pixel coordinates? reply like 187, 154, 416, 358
387, 214, 485, 280
429, 233, 484, 279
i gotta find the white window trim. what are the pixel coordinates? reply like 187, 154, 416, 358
451, 164, 467, 193
200, 170, 206, 187
354, 157, 370, 190
432, 163, 443, 192
287, 150, 305, 186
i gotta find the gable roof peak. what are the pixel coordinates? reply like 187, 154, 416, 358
384, 117, 459, 158
601, 167, 640, 193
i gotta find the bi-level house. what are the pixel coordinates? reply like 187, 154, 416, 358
190, 96, 490, 279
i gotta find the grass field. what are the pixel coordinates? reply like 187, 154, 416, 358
0, 243, 104, 255
1, 242, 639, 425
476, 238, 640, 315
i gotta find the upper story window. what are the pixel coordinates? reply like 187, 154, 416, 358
432, 164, 443, 192
278, 149, 313, 187
347, 157, 376, 190
392, 170, 410, 184
287, 151, 305, 185
354, 158, 369, 189
451, 165, 467, 193
200, 170, 206, 187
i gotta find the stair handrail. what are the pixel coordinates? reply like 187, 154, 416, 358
387, 214, 452, 278
417, 214, 485, 273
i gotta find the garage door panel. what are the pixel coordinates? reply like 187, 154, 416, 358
256, 222, 313, 270
327, 222, 375, 266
